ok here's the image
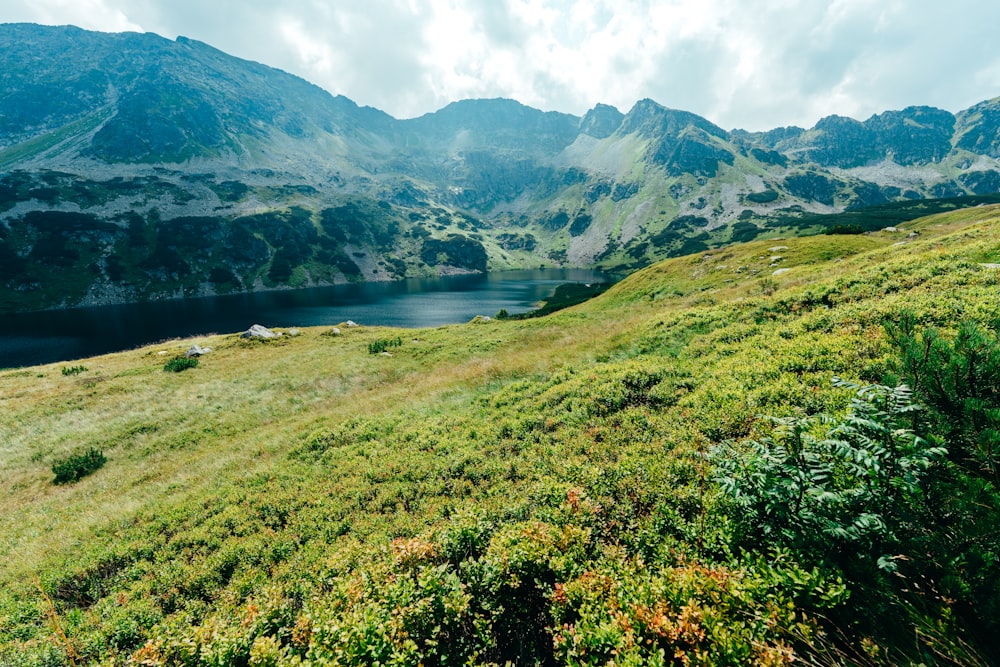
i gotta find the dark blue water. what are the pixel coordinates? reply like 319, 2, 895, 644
0, 269, 610, 368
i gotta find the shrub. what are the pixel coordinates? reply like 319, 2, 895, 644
885, 314, 1000, 482
882, 314, 1000, 658
711, 380, 955, 657
61, 365, 87, 376
367, 337, 402, 355
746, 189, 779, 203
52, 448, 107, 485
712, 380, 943, 567
164, 356, 198, 372
824, 223, 865, 235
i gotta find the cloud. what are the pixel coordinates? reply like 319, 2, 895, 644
2, 0, 1000, 130
272, 1, 431, 114
3, 0, 142, 32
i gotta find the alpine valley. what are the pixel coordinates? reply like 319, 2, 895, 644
4, 21, 1000, 667
4, 23, 1000, 312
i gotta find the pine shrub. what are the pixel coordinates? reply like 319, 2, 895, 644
52, 448, 107, 485
163, 356, 199, 372
367, 337, 402, 355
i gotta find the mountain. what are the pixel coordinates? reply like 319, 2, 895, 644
2, 23, 1000, 312
2, 205, 999, 664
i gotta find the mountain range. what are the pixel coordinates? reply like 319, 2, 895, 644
3, 22, 1000, 312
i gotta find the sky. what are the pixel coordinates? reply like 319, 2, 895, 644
3, 0, 1000, 131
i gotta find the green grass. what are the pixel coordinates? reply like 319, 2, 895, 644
1, 206, 999, 664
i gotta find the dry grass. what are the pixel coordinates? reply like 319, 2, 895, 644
0, 305, 643, 586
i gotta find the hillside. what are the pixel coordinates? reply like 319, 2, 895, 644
1, 206, 999, 665
4, 24, 1000, 312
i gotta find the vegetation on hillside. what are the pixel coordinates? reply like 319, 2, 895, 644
1, 206, 999, 665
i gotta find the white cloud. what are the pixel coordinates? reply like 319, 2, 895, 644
278, 16, 336, 79
3, 0, 1000, 130
3, 0, 143, 32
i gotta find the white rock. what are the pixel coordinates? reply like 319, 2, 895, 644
772, 268, 791, 276
241, 324, 279, 339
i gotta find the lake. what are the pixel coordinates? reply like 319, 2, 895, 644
0, 269, 611, 368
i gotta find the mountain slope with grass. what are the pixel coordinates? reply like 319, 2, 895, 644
4, 24, 1000, 312
1, 205, 999, 665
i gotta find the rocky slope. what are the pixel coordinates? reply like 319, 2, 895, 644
2, 23, 1000, 311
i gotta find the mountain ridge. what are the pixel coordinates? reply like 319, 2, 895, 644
3, 23, 1000, 312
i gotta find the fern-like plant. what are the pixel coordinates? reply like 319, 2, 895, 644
712, 379, 944, 568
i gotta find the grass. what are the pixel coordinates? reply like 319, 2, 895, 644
1, 206, 999, 664
0, 108, 113, 169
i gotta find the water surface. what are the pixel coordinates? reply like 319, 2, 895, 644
0, 269, 610, 368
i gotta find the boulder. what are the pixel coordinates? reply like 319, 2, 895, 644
241, 324, 280, 339
185, 344, 212, 358
344, 320, 360, 328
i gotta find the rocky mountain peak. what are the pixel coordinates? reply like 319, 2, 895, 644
619, 99, 727, 141
579, 103, 624, 139
956, 96, 1000, 158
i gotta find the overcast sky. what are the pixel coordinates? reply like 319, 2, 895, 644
3, 0, 1000, 131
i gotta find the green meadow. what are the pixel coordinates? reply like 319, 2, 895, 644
2, 206, 999, 665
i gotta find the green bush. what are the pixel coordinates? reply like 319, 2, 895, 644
713, 380, 943, 566
882, 314, 1000, 658
163, 356, 198, 372
824, 223, 865, 235
885, 314, 1000, 482
52, 448, 107, 485
368, 337, 402, 355
61, 365, 87, 376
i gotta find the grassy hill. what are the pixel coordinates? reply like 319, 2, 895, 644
2, 206, 1000, 665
